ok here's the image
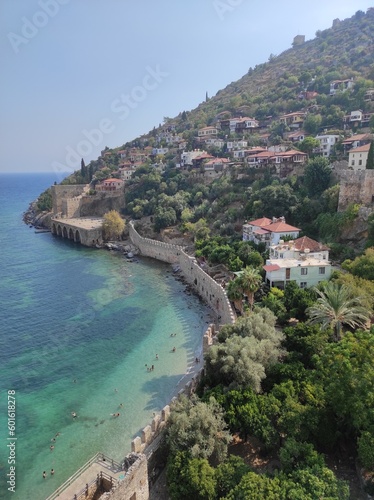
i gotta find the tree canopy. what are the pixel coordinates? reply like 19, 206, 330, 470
102, 210, 125, 240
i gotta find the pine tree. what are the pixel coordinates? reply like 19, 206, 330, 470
367, 141, 374, 169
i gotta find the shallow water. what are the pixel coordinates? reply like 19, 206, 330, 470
0, 174, 212, 500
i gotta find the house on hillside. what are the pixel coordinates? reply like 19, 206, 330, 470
152, 147, 169, 155
203, 138, 225, 148
96, 178, 124, 191
180, 150, 207, 167
342, 133, 372, 153
220, 117, 259, 134
263, 236, 332, 289
315, 134, 340, 157
227, 140, 248, 151
119, 165, 137, 181
202, 158, 230, 178
364, 89, 374, 102
286, 130, 306, 142
349, 143, 371, 170
245, 149, 307, 175
198, 126, 219, 138
242, 217, 300, 247
279, 112, 306, 129
329, 78, 354, 96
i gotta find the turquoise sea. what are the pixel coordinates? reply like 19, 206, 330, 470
0, 173, 212, 500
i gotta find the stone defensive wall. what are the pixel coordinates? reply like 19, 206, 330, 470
338, 169, 374, 211
51, 184, 87, 216
129, 222, 235, 325
100, 454, 149, 500
51, 184, 125, 219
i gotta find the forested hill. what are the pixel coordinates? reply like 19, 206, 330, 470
166, 8, 374, 132
45, 8, 374, 256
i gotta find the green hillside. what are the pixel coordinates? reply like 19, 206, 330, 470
55, 8, 374, 258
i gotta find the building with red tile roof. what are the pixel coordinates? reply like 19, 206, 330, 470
243, 216, 300, 247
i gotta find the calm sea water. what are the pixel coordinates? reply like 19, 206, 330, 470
0, 173, 212, 500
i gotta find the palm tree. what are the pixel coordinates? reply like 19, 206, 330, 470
306, 282, 371, 341
239, 266, 262, 310
226, 278, 244, 315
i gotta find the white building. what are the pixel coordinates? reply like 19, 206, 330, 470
349, 143, 371, 170
242, 217, 300, 247
315, 134, 340, 157
264, 236, 332, 289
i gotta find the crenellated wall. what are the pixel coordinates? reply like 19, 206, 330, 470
51, 184, 87, 215
129, 222, 235, 325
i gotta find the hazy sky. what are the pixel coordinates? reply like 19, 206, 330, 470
1, 1, 372, 176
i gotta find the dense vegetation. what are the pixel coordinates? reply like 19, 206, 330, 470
48, 10, 374, 497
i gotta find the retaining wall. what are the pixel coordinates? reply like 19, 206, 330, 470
101, 455, 149, 500
129, 222, 235, 325
338, 169, 374, 211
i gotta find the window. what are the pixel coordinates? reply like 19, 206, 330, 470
351, 160, 355, 166
319, 267, 326, 274
301, 268, 308, 275
300, 282, 307, 288
280, 253, 284, 258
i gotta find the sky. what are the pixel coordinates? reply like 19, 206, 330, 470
0, 0, 373, 177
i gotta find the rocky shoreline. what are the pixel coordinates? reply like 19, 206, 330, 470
22, 201, 52, 229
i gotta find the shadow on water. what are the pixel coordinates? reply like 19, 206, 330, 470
141, 373, 192, 412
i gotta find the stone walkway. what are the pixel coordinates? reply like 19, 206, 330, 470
49, 458, 123, 500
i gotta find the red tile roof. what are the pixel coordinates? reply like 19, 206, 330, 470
293, 236, 329, 252
267, 221, 300, 233
342, 134, 371, 144
248, 217, 272, 227
263, 264, 281, 272
349, 143, 371, 153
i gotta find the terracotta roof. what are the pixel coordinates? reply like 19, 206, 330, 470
275, 149, 307, 157
103, 178, 123, 183
267, 221, 300, 233
247, 217, 272, 227
245, 147, 267, 155
193, 153, 215, 160
349, 143, 371, 153
253, 228, 270, 235
342, 134, 371, 144
263, 264, 281, 272
293, 236, 329, 252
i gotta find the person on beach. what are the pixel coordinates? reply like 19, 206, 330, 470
156, 354, 159, 360
50, 445, 54, 451
71, 412, 77, 418
51, 469, 54, 476
172, 347, 176, 352
43, 471, 46, 479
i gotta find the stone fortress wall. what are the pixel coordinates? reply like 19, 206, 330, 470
129, 222, 235, 326
338, 169, 374, 211
51, 184, 125, 219
51, 184, 87, 215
